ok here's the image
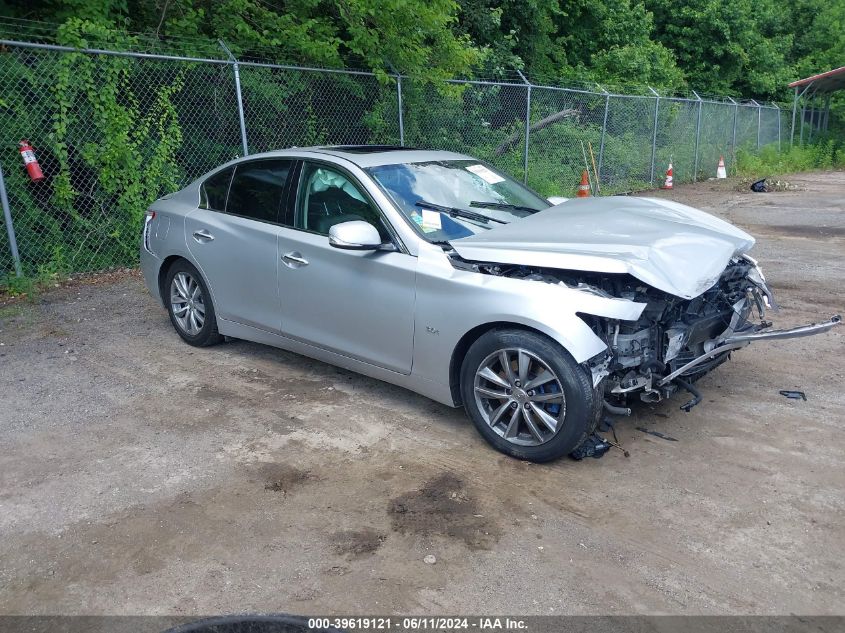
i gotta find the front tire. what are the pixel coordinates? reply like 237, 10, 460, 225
460, 328, 597, 463
164, 260, 222, 347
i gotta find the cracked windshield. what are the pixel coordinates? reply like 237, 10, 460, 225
367, 160, 551, 242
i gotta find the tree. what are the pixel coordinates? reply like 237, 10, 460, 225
644, 0, 793, 97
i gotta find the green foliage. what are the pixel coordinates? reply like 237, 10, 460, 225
0, 17, 188, 279
590, 40, 685, 89
0, 0, 842, 290
645, 0, 793, 97
455, 0, 685, 88
3, 0, 843, 101
736, 141, 845, 177
0, 251, 68, 299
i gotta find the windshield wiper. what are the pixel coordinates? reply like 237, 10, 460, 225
470, 200, 542, 213
415, 200, 507, 224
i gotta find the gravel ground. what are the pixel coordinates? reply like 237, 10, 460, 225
1, 171, 843, 616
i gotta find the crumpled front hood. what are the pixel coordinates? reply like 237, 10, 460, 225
449, 196, 756, 299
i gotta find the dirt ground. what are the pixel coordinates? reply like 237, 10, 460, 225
1, 171, 843, 617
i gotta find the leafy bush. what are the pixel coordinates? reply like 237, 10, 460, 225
735, 140, 845, 178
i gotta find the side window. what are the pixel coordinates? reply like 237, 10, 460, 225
226, 159, 292, 223
296, 163, 389, 240
200, 167, 233, 211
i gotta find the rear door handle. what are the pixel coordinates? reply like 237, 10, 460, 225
192, 229, 214, 243
282, 252, 309, 268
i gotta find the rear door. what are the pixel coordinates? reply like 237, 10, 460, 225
275, 160, 417, 374
185, 158, 293, 332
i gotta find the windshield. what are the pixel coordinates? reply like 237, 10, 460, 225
366, 160, 551, 243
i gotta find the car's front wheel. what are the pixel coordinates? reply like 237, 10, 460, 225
460, 328, 597, 462
165, 259, 222, 347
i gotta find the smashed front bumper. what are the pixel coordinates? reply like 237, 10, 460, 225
656, 314, 842, 387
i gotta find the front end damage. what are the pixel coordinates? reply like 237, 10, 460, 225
586, 255, 841, 411
457, 254, 841, 413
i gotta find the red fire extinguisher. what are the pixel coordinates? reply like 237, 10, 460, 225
19, 139, 44, 182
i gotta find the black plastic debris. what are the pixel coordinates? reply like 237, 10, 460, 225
636, 427, 679, 442
750, 178, 769, 192
779, 389, 807, 401
569, 433, 612, 460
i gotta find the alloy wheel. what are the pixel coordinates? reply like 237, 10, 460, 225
473, 348, 566, 446
170, 271, 205, 336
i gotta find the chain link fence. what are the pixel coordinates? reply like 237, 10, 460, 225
0, 39, 812, 285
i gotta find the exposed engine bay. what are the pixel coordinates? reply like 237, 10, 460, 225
451, 253, 841, 412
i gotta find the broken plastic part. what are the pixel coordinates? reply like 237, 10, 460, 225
603, 400, 632, 416
674, 377, 702, 412
569, 433, 612, 460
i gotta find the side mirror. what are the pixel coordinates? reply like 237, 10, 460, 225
328, 220, 384, 251
547, 196, 568, 205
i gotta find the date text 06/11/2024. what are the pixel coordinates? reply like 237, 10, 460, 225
307, 617, 528, 630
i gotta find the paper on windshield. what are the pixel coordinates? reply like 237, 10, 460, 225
465, 164, 505, 184
421, 209, 442, 232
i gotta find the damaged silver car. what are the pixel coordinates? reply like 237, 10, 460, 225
140, 146, 841, 462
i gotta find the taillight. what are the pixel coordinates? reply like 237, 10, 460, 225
143, 210, 156, 252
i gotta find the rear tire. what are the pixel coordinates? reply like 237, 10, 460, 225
460, 328, 596, 463
164, 259, 222, 347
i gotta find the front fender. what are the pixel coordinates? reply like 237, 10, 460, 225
411, 243, 646, 390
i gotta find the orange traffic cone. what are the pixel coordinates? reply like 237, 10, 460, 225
716, 156, 727, 179
661, 162, 674, 189
576, 170, 591, 197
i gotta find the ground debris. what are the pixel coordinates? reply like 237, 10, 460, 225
744, 177, 802, 193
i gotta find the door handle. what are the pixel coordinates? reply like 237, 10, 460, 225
192, 229, 214, 243
282, 252, 309, 268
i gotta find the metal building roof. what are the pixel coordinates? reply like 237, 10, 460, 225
788, 67, 845, 93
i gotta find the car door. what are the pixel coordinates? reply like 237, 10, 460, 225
276, 160, 416, 374
185, 158, 293, 333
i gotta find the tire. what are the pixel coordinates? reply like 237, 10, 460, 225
164, 259, 222, 347
460, 328, 597, 463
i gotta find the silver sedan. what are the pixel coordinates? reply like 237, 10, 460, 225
140, 146, 840, 462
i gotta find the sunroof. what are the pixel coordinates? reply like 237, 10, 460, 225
321, 145, 415, 153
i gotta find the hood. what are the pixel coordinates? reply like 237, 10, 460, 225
449, 196, 755, 299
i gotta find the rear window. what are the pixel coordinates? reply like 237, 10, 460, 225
226, 159, 292, 223
200, 167, 233, 211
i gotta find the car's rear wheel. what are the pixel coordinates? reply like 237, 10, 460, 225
460, 328, 596, 462
165, 260, 222, 347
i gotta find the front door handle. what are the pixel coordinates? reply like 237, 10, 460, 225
282, 252, 309, 268
192, 229, 214, 243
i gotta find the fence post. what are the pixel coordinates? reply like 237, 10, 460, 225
823, 93, 831, 132
800, 97, 806, 144
772, 102, 781, 152
801, 92, 816, 143
517, 70, 531, 185
396, 74, 405, 146
790, 88, 798, 146
808, 98, 816, 142
750, 99, 761, 149
0, 162, 23, 277
692, 90, 703, 182
727, 97, 738, 166
648, 86, 660, 184
219, 40, 249, 156
597, 91, 610, 186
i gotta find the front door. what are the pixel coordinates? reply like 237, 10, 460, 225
276, 161, 416, 374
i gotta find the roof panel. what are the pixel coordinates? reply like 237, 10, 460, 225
788, 66, 845, 93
